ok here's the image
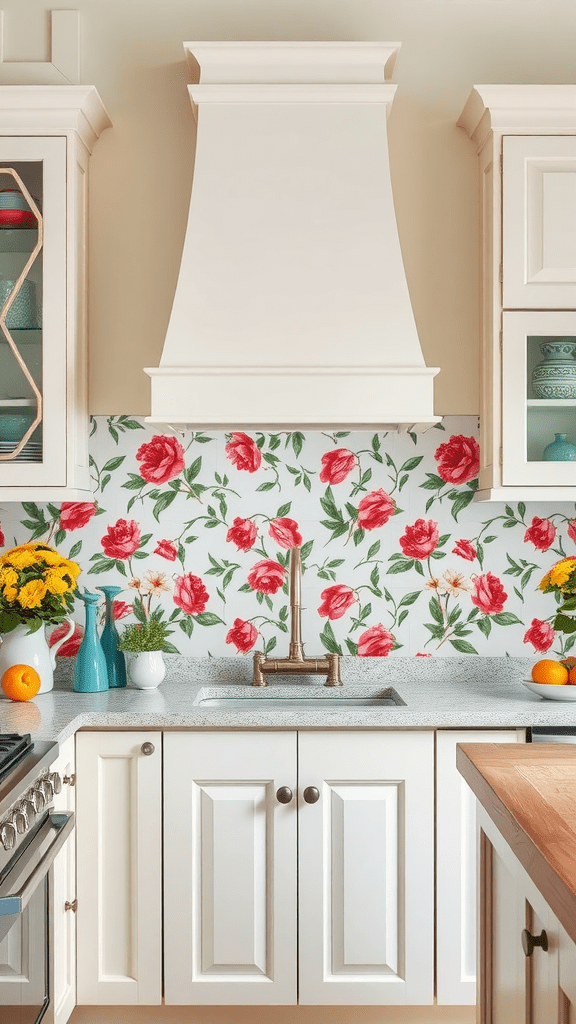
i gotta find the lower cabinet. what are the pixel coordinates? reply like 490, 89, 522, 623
74, 726, 524, 1009
75, 731, 162, 1005
163, 730, 434, 1006
436, 729, 523, 1005
478, 805, 576, 1023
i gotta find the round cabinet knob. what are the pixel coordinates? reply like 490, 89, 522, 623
0, 822, 16, 851
276, 787, 293, 804
522, 928, 548, 957
49, 772, 62, 795
141, 742, 155, 756
303, 786, 320, 804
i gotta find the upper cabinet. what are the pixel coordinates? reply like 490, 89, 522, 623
0, 87, 110, 502
459, 86, 576, 500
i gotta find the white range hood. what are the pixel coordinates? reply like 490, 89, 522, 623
145, 42, 440, 430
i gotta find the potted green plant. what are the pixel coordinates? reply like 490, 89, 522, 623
118, 618, 172, 689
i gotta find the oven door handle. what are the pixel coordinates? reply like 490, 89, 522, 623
0, 811, 74, 918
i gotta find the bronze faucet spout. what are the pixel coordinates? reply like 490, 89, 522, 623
252, 546, 342, 687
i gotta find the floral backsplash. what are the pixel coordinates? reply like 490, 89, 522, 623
0, 415, 575, 659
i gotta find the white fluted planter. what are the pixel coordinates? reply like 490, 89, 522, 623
129, 651, 166, 689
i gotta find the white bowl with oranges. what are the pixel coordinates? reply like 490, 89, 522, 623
522, 659, 576, 701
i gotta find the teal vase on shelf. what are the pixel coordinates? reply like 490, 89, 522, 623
98, 585, 127, 688
73, 592, 109, 693
542, 433, 576, 462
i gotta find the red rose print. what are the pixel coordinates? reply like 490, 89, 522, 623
226, 517, 257, 552
523, 618, 555, 654
48, 621, 84, 657
173, 572, 209, 615
471, 573, 508, 615
399, 519, 439, 560
154, 539, 178, 561
568, 520, 576, 545
452, 539, 476, 562
136, 434, 185, 485
113, 600, 133, 620
317, 584, 356, 620
247, 559, 286, 595
0, 523, 4, 548
356, 489, 396, 531
59, 502, 97, 532
524, 516, 556, 552
416, 652, 432, 657
357, 624, 395, 657
225, 432, 262, 473
101, 518, 141, 560
319, 448, 356, 485
226, 618, 258, 653
269, 517, 302, 549
434, 434, 479, 485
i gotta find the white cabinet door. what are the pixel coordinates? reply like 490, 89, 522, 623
298, 731, 434, 1005
436, 729, 522, 1005
164, 731, 297, 1005
75, 731, 162, 1005
503, 135, 576, 309
50, 735, 76, 1024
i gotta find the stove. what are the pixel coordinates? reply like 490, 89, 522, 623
0, 732, 73, 1023
0, 732, 34, 781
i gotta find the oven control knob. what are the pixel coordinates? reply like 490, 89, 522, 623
49, 772, 62, 795
0, 821, 16, 851
39, 779, 54, 802
20, 799, 36, 826
13, 808, 28, 834
30, 787, 45, 813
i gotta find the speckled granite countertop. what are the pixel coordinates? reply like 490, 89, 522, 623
0, 657, 575, 747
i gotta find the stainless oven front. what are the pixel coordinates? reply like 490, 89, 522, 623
0, 810, 73, 1024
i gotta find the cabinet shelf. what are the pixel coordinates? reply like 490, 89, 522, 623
527, 399, 576, 408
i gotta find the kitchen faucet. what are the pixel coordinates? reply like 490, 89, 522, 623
252, 546, 342, 686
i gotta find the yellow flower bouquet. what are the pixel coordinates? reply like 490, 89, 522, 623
539, 557, 576, 634
0, 542, 80, 634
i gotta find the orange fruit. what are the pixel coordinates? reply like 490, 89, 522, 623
568, 667, 576, 686
1, 664, 41, 701
561, 657, 576, 670
531, 659, 569, 686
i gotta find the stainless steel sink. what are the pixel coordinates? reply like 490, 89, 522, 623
195, 687, 405, 709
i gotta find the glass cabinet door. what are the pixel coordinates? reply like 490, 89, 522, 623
502, 311, 576, 486
0, 137, 66, 487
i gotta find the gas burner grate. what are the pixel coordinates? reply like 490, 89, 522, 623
0, 733, 33, 781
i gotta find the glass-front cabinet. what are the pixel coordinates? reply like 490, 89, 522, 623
0, 89, 110, 501
459, 87, 576, 500
502, 312, 576, 486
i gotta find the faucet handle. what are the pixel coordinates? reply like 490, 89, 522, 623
252, 651, 268, 687
324, 652, 342, 687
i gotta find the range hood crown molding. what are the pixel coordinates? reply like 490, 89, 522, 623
145, 41, 439, 431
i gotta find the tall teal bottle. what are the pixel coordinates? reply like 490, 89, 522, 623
98, 585, 127, 688
73, 592, 109, 693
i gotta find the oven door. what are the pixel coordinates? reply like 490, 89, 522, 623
0, 812, 74, 1024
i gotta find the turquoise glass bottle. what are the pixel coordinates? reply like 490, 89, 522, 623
73, 591, 109, 693
98, 585, 127, 688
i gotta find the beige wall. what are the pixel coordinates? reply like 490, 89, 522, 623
5, 0, 576, 416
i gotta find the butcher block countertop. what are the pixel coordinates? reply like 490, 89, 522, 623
457, 742, 576, 946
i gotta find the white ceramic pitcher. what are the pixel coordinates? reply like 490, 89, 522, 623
0, 616, 75, 695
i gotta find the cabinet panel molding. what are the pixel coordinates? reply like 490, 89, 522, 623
163, 731, 297, 1005
298, 730, 434, 1005
76, 731, 162, 1006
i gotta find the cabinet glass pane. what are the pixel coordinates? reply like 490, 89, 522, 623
0, 161, 43, 465
526, 335, 576, 463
